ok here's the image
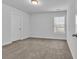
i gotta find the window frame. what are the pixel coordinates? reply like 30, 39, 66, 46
53, 16, 66, 34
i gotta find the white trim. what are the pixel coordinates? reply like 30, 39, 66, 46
2, 36, 66, 46
67, 40, 73, 59
2, 41, 12, 46
2, 36, 29, 46
31, 36, 66, 40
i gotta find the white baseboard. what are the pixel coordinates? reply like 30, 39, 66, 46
2, 41, 12, 46
20, 36, 29, 40
67, 39, 76, 59
2, 36, 29, 46
31, 36, 66, 40
2, 36, 66, 46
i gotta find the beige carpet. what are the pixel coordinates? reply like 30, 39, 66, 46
3, 38, 73, 59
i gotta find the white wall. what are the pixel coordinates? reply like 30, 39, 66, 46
2, 4, 30, 45
2, 4, 11, 45
22, 12, 30, 39
67, 4, 77, 59
30, 11, 66, 39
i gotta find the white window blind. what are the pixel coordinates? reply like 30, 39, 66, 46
54, 16, 65, 33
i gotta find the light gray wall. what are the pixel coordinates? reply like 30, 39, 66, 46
22, 12, 30, 39
30, 11, 66, 39
2, 4, 11, 45
67, 4, 77, 59
2, 4, 30, 45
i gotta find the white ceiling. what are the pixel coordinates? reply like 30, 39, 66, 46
2, 0, 75, 13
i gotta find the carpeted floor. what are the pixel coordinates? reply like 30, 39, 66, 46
2, 38, 73, 59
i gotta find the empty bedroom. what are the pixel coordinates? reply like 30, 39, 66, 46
2, 0, 77, 59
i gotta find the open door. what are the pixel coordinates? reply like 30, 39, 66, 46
67, 6, 77, 59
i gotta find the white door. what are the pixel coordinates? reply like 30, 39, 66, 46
67, 13, 77, 59
71, 16, 77, 59
70, 19, 77, 59
11, 12, 23, 41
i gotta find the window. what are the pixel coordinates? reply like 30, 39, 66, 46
54, 16, 65, 33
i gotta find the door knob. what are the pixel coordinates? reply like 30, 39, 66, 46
72, 34, 77, 37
